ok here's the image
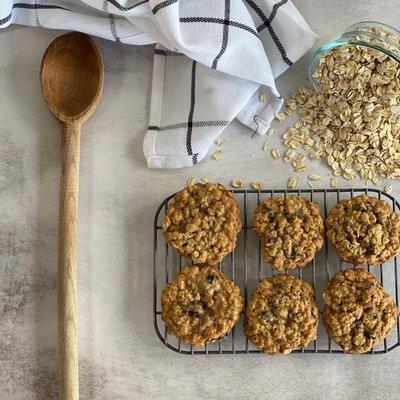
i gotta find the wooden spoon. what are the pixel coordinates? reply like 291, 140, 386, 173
40, 32, 104, 400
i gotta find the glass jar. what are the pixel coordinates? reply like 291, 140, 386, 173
308, 21, 400, 89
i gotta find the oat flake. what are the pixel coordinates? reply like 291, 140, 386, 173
384, 184, 393, 194
287, 177, 297, 188
251, 180, 262, 190
231, 179, 243, 188
186, 177, 195, 187
213, 149, 222, 160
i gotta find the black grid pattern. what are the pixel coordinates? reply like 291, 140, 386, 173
108, 13, 120, 42
186, 61, 197, 164
2, 0, 296, 66
103, 0, 121, 42
180, 17, 259, 38
146, 0, 298, 167
152, 0, 178, 15
150, 47, 231, 164
148, 120, 229, 131
154, 188, 400, 355
0, 2, 69, 26
176, 0, 293, 69
149, 0, 296, 165
211, 0, 231, 69
154, 48, 183, 56
244, 0, 293, 66
107, 0, 149, 12
256, 0, 288, 32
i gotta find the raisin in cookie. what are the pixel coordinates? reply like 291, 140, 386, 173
323, 268, 398, 353
244, 274, 318, 354
161, 264, 243, 346
326, 195, 400, 265
162, 182, 241, 265
253, 196, 324, 270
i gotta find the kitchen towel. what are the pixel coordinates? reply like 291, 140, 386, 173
1, 0, 317, 168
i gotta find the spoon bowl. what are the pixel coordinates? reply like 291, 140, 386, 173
40, 32, 103, 124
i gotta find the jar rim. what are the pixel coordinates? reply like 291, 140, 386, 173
347, 21, 400, 36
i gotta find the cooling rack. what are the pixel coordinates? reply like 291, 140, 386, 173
153, 188, 400, 355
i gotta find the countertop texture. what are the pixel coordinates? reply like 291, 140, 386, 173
2, 1, 400, 399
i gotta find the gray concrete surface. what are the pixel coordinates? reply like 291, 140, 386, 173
1, 1, 400, 398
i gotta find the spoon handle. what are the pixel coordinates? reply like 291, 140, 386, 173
58, 122, 81, 400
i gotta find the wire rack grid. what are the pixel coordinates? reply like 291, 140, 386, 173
153, 188, 400, 355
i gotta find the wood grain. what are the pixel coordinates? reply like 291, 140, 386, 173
40, 32, 103, 400
58, 122, 81, 400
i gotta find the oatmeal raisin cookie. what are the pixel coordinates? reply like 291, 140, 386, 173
326, 195, 400, 265
161, 264, 243, 346
253, 196, 324, 270
162, 182, 241, 264
323, 268, 398, 353
244, 274, 318, 354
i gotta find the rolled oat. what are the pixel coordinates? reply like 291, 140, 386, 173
284, 40, 400, 183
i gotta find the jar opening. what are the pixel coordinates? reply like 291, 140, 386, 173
309, 21, 400, 90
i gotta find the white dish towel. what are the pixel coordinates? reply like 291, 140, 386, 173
0, 0, 317, 168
